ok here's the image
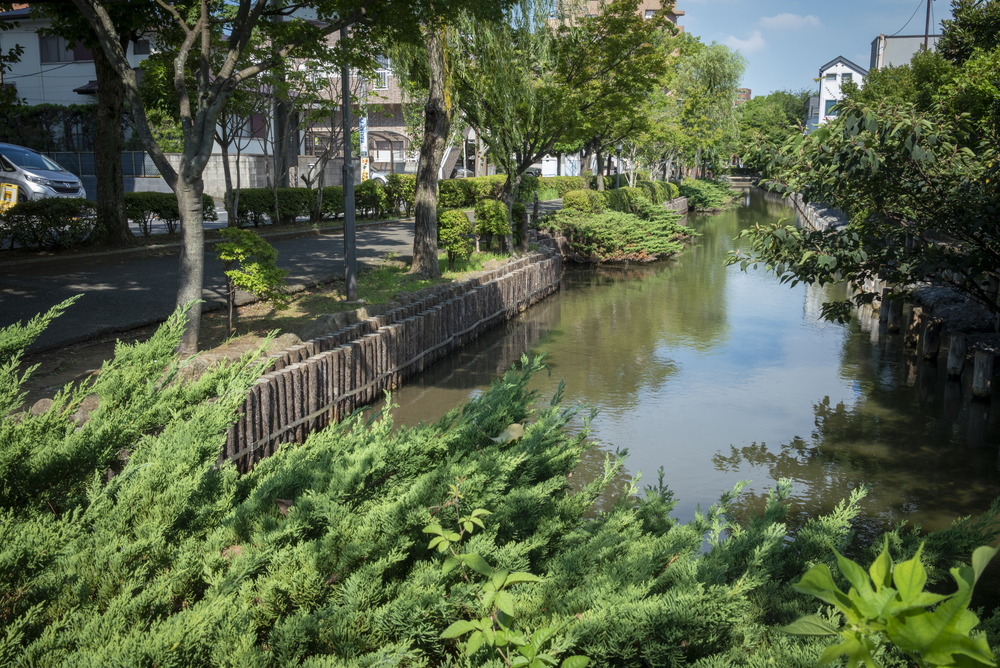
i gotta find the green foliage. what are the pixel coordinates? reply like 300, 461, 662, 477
440, 178, 475, 208
0, 197, 96, 250
1, 314, 999, 666
605, 186, 650, 214
562, 189, 606, 213
437, 208, 474, 270
0, 297, 79, 418
320, 185, 344, 219
216, 227, 289, 309
782, 540, 999, 667
428, 485, 590, 668
234, 188, 311, 226
666, 181, 680, 200
744, 98, 1000, 320
543, 207, 684, 262
475, 198, 512, 249
124, 191, 217, 235
538, 176, 588, 197
385, 173, 416, 216
0, 103, 97, 152
938, 0, 1000, 65
679, 177, 737, 210
356, 179, 389, 219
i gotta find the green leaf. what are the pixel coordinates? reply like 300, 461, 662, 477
443, 556, 460, 574
778, 615, 840, 636
496, 590, 516, 617
467, 630, 484, 655
459, 553, 494, 578
561, 657, 591, 668
892, 543, 928, 604
505, 572, 542, 586
971, 544, 1000, 584
868, 539, 893, 591
835, 550, 871, 596
442, 620, 478, 639
793, 564, 852, 609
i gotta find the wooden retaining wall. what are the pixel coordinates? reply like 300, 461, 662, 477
221, 246, 564, 472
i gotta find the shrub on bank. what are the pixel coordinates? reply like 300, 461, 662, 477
605, 186, 649, 215
319, 185, 344, 219
544, 207, 684, 262
562, 189, 606, 213
679, 178, 738, 211
0, 197, 97, 250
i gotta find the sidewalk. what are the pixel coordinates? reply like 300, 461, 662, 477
0, 218, 415, 352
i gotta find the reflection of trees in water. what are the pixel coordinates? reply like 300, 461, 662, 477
713, 387, 1000, 538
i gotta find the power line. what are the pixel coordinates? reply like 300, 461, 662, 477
890, 0, 926, 36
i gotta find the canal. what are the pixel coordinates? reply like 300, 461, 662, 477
385, 189, 1000, 533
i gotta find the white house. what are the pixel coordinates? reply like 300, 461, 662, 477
816, 56, 868, 125
0, 4, 150, 107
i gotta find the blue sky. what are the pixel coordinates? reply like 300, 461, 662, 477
679, 0, 953, 96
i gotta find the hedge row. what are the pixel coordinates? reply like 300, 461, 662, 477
124, 192, 217, 235
678, 178, 738, 211
0, 198, 97, 250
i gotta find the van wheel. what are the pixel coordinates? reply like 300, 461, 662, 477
16, 189, 27, 203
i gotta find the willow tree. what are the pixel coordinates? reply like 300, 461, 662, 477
674, 38, 744, 176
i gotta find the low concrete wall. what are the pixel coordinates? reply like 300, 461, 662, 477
223, 245, 564, 471
790, 193, 847, 232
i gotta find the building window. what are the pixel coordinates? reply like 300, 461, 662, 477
645, 9, 655, 18
824, 99, 838, 116
825, 73, 836, 81
841, 72, 853, 83
133, 39, 151, 56
372, 55, 390, 91
39, 35, 92, 63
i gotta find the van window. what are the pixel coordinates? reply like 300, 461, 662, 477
0, 147, 64, 171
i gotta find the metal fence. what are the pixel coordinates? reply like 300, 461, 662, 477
46, 151, 160, 178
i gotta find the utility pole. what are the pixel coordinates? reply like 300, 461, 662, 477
923, 0, 932, 50
340, 26, 358, 301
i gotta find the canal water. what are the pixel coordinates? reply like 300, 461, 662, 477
386, 190, 1000, 533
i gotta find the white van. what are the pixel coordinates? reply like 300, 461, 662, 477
0, 142, 87, 201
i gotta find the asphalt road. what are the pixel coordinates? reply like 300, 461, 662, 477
0, 221, 415, 352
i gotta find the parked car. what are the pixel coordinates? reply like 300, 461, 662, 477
367, 169, 388, 185
450, 167, 474, 179
0, 143, 87, 201
524, 167, 542, 177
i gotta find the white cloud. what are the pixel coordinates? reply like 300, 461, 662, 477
724, 30, 766, 54
758, 13, 821, 30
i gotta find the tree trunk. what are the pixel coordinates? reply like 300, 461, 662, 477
556, 152, 562, 176
410, 25, 448, 278
595, 151, 605, 191
218, 126, 237, 227
92, 43, 131, 246
175, 169, 206, 355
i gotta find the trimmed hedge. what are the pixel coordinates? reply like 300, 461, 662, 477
562, 189, 606, 213
356, 179, 389, 219
320, 186, 344, 219
474, 199, 510, 250
234, 188, 311, 226
605, 187, 650, 215
386, 173, 416, 216
538, 175, 588, 197
124, 191, 217, 235
0, 197, 97, 250
437, 208, 474, 269
440, 175, 508, 208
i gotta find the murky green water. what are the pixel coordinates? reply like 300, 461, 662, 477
387, 190, 1000, 532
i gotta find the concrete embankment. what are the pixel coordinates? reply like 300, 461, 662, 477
789, 192, 999, 400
